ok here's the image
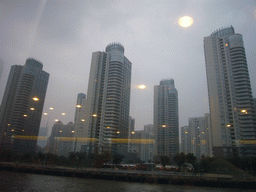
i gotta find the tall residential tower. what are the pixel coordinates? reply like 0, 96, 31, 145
154, 79, 179, 158
84, 43, 132, 155
204, 26, 256, 157
0, 58, 49, 154
73, 93, 86, 152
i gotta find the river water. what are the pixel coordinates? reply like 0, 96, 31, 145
0, 171, 254, 192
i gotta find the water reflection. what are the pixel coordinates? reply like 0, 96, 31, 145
0, 171, 254, 192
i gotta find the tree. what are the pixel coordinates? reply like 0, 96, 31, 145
112, 153, 124, 164
94, 151, 112, 168
160, 155, 170, 168
174, 153, 186, 168
186, 153, 197, 167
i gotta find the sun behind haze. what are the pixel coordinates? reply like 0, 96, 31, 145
178, 16, 194, 28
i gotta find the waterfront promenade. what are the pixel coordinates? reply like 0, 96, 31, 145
1, 162, 255, 188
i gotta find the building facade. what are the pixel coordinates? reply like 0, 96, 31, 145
84, 43, 132, 155
180, 126, 190, 154
204, 26, 256, 157
189, 114, 212, 159
0, 58, 49, 154
47, 121, 75, 157
154, 79, 179, 158
73, 93, 86, 152
128, 116, 135, 152
141, 124, 154, 162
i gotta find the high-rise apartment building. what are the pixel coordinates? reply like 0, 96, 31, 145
0, 58, 49, 154
204, 26, 256, 157
180, 126, 190, 154
128, 116, 135, 152
47, 121, 75, 157
73, 93, 86, 152
84, 43, 132, 155
154, 79, 179, 158
141, 124, 154, 162
189, 114, 212, 159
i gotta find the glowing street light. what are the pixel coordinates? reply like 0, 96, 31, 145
117, 131, 120, 134
81, 119, 85, 122
23, 114, 27, 117
43, 113, 48, 115
49, 107, 54, 110
131, 131, 135, 134
30, 108, 35, 111
76, 105, 81, 108
71, 130, 75, 133
162, 125, 166, 128
54, 119, 59, 122
92, 114, 97, 117
61, 113, 66, 116
178, 16, 194, 28
227, 124, 231, 127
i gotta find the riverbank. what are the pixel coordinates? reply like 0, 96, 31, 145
1, 162, 255, 188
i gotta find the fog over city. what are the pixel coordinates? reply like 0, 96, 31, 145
0, 0, 256, 132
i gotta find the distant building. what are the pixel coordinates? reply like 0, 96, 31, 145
154, 79, 179, 158
128, 125, 155, 163
128, 116, 135, 152
141, 124, 154, 162
180, 126, 190, 154
0, 58, 49, 154
37, 126, 48, 148
47, 121, 75, 157
129, 130, 143, 159
189, 114, 212, 159
84, 43, 132, 156
73, 93, 86, 152
204, 26, 256, 157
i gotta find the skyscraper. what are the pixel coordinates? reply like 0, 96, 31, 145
47, 121, 75, 157
73, 93, 86, 152
84, 43, 132, 155
0, 58, 49, 154
204, 26, 256, 157
180, 126, 190, 154
189, 114, 212, 159
154, 79, 179, 158
128, 116, 135, 153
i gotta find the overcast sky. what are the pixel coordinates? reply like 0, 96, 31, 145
0, 0, 256, 132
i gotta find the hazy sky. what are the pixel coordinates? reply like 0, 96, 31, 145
0, 0, 256, 131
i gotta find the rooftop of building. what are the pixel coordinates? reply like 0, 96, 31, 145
105, 42, 124, 53
211, 26, 235, 37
